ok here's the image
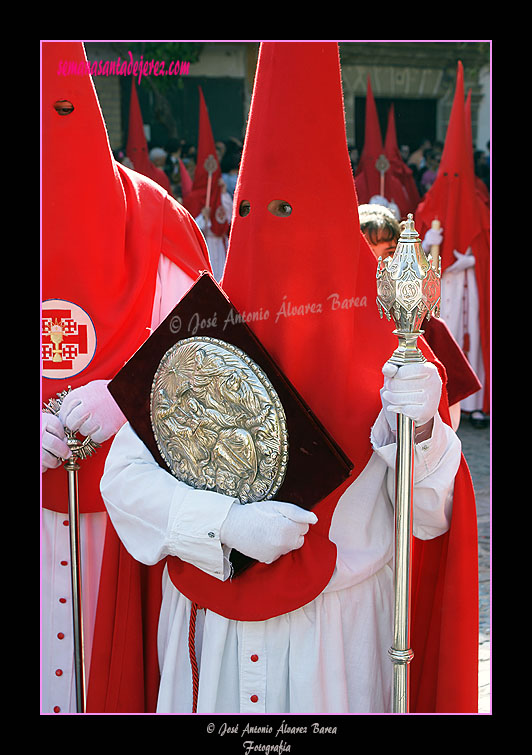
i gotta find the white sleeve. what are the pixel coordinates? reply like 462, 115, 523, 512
150, 254, 195, 333
370, 411, 461, 540
100, 422, 237, 580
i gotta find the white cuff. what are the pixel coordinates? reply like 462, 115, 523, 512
371, 410, 460, 540
166, 485, 237, 580
411, 413, 453, 481
371, 411, 455, 483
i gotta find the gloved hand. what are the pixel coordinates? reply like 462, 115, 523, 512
220, 500, 318, 564
58, 379, 126, 444
446, 249, 475, 273
380, 361, 442, 434
422, 226, 444, 253
42, 412, 71, 472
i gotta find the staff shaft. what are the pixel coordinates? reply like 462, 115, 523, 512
65, 456, 86, 713
205, 173, 213, 209
389, 412, 415, 713
376, 213, 441, 714
43, 388, 99, 713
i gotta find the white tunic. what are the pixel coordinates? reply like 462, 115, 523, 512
100, 408, 461, 714
41, 255, 194, 715
195, 191, 233, 281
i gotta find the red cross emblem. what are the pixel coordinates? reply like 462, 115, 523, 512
42, 299, 97, 379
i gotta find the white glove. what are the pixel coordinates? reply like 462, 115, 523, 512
42, 412, 71, 472
446, 249, 475, 273
422, 227, 443, 253
58, 379, 126, 444
380, 361, 442, 434
220, 500, 318, 564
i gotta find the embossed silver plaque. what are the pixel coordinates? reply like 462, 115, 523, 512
150, 337, 289, 503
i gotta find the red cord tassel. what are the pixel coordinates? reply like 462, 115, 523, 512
188, 602, 202, 713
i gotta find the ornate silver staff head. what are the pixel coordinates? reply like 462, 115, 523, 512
203, 154, 218, 175
376, 214, 440, 365
375, 154, 390, 175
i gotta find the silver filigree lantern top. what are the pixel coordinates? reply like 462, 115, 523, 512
376, 214, 441, 365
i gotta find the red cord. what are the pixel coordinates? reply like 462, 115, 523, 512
188, 602, 201, 713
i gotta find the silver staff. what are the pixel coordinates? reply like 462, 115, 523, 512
376, 214, 441, 712
43, 388, 100, 713
204, 153, 218, 210
375, 154, 390, 199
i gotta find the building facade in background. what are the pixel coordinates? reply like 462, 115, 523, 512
84, 41, 490, 160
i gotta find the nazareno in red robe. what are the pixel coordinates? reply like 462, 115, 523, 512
126, 76, 173, 194
416, 61, 490, 416
176, 42, 479, 713
182, 87, 230, 238
41, 40, 211, 713
354, 75, 412, 218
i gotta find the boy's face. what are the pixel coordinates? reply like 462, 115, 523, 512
366, 237, 397, 261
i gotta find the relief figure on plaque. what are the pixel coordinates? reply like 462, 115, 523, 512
151, 339, 287, 502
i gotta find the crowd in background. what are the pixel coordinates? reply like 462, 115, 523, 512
114, 136, 243, 204
350, 138, 490, 198
114, 134, 490, 210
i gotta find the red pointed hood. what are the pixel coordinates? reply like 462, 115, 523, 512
384, 103, 401, 164
223, 43, 396, 470
182, 87, 229, 236
356, 75, 383, 175
355, 76, 384, 201
42, 40, 210, 507
385, 103, 420, 212
126, 78, 172, 193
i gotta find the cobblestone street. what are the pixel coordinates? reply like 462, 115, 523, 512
456, 414, 491, 714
